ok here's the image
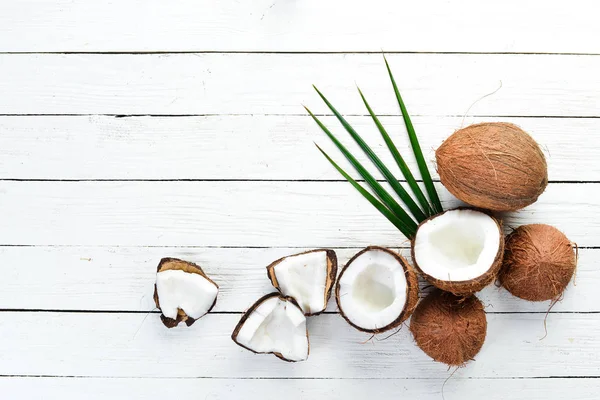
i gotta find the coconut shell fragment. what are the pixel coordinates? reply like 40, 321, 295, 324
154, 257, 219, 328
232, 293, 309, 362
500, 224, 577, 301
436, 122, 548, 211
410, 290, 487, 366
266, 249, 337, 315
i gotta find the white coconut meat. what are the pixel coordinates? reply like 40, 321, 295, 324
267, 249, 336, 315
156, 269, 218, 320
337, 247, 410, 331
413, 209, 501, 282
232, 294, 309, 362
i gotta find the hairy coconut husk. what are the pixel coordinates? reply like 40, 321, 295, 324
336, 246, 419, 334
231, 292, 309, 362
266, 249, 338, 316
410, 290, 487, 366
411, 208, 505, 296
500, 224, 576, 301
436, 122, 548, 211
153, 257, 218, 328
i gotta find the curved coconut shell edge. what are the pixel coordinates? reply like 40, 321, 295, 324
335, 246, 419, 334
266, 249, 338, 316
411, 209, 505, 296
153, 257, 219, 328
231, 292, 309, 363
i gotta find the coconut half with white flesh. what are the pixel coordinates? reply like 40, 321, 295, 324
266, 249, 337, 315
154, 258, 219, 328
336, 246, 419, 333
412, 209, 504, 295
232, 293, 309, 362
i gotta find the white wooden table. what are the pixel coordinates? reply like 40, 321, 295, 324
1, 1, 599, 398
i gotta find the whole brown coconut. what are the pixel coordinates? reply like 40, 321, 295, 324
436, 122, 548, 211
410, 290, 487, 366
500, 224, 577, 301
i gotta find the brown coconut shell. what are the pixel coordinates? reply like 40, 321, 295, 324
410, 290, 487, 366
266, 249, 338, 316
500, 224, 576, 301
411, 208, 505, 296
335, 246, 419, 334
153, 257, 218, 328
436, 122, 548, 211
231, 292, 309, 362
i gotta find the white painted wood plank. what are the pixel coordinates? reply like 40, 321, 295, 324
0, 312, 596, 378
0, 115, 596, 181
1, 54, 598, 116
1, 377, 598, 400
0, 181, 594, 246
0, 0, 598, 53
0, 246, 592, 313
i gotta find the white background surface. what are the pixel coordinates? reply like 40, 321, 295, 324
1, 1, 599, 399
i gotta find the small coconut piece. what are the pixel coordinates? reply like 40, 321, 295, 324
436, 122, 548, 211
410, 290, 487, 366
232, 293, 309, 362
336, 246, 418, 333
266, 249, 337, 315
500, 224, 577, 301
412, 208, 504, 295
153, 257, 219, 328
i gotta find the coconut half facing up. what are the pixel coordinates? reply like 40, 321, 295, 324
266, 249, 337, 315
336, 246, 419, 333
232, 293, 309, 362
154, 258, 219, 328
412, 209, 504, 295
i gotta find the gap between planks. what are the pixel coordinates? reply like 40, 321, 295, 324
0, 309, 595, 315
2, 51, 600, 56
0, 114, 599, 118
1, 375, 599, 380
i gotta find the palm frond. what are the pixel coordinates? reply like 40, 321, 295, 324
357, 87, 435, 217
384, 55, 443, 214
312, 86, 427, 222
315, 145, 416, 238
305, 106, 418, 235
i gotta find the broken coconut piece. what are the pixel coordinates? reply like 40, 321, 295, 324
266, 249, 337, 315
154, 257, 219, 328
412, 209, 504, 295
336, 246, 419, 333
232, 293, 309, 362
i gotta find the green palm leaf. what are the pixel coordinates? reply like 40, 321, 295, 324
357, 87, 435, 217
312, 85, 427, 222
315, 145, 416, 239
305, 106, 418, 235
384, 56, 443, 214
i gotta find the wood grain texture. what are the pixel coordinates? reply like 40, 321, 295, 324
0, 0, 598, 53
1, 1, 598, 396
0, 246, 592, 313
0, 312, 597, 378
0, 54, 599, 116
1, 377, 599, 400
0, 115, 597, 181
0, 181, 594, 247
